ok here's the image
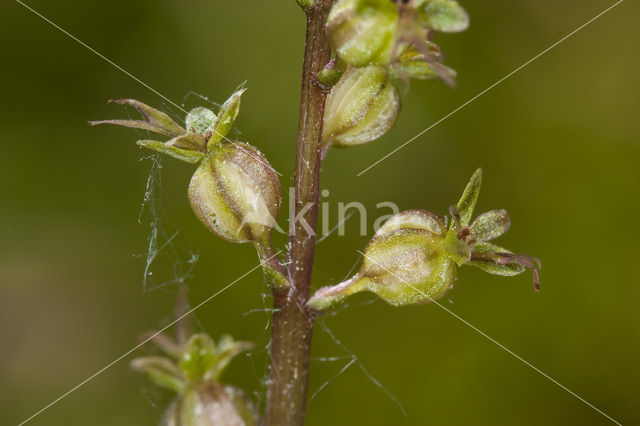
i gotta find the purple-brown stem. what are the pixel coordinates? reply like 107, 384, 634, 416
263, 2, 333, 425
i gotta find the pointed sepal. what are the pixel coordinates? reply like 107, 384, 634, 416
137, 140, 205, 164
454, 168, 482, 227
89, 99, 184, 137
207, 89, 246, 149
131, 356, 186, 393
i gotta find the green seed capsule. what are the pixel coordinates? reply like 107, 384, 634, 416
188, 141, 281, 248
92, 89, 288, 287
322, 65, 400, 152
326, 0, 398, 67
308, 169, 540, 311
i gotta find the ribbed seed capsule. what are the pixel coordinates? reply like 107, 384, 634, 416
308, 169, 541, 311
326, 0, 397, 67
322, 65, 400, 153
188, 141, 281, 248
308, 210, 456, 309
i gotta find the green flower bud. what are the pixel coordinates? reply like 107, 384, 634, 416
163, 383, 258, 426
186, 107, 217, 135
326, 0, 398, 67
308, 169, 540, 311
188, 141, 281, 249
322, 65, 400, 152
131, 302, 257, 426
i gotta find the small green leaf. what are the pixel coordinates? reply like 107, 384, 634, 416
470, 209, 510, 242
89, 99, 184, 137
179, 334, 218, 382
416, 0, 469, 33
208, 89, 246, 149
137, 140, 205, 164
131, 356, 185, 393
455, 168, 482, 227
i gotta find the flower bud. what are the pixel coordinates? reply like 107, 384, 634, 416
132, 304, 257, 426
309, 169, 540, 311
326, 0, 398, 67
186, 107, 217, 135
163, 383, 258, 426
322, 65, 400, 152
188, 141, 281, 249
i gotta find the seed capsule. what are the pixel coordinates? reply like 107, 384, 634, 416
322, 65, 400, 152
91, 90, 288, 287
188, 141, 281, 248
326, 0, 398, 67
308, 169, 540, 311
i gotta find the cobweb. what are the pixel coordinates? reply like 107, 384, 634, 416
137, 154, 199, 293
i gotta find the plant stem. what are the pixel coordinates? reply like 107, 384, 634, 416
264, 2, 333, 425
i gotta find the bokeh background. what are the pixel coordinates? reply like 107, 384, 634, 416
1, 0, 638, 425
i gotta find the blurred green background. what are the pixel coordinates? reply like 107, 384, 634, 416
1, 0, 638, 425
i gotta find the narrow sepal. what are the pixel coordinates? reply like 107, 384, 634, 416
131, 356, 186, 393
207, 89, 246, 149
137, 140, 205, 164
166, 133, 207, 152
455, 168, 482, 227
209, 335, 254, 380
390, 45, 457, 81
470, 242, 541, 290
89, 99, 184, 137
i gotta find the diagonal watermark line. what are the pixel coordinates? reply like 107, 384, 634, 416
356, 250, 623, 425
17, 251, 281, 426
357, 0, 624, 176
15, 0, 187, 113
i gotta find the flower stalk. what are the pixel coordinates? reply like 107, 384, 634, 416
263, 1, 334, 425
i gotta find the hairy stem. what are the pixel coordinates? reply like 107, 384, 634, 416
264, 2, 333, 425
